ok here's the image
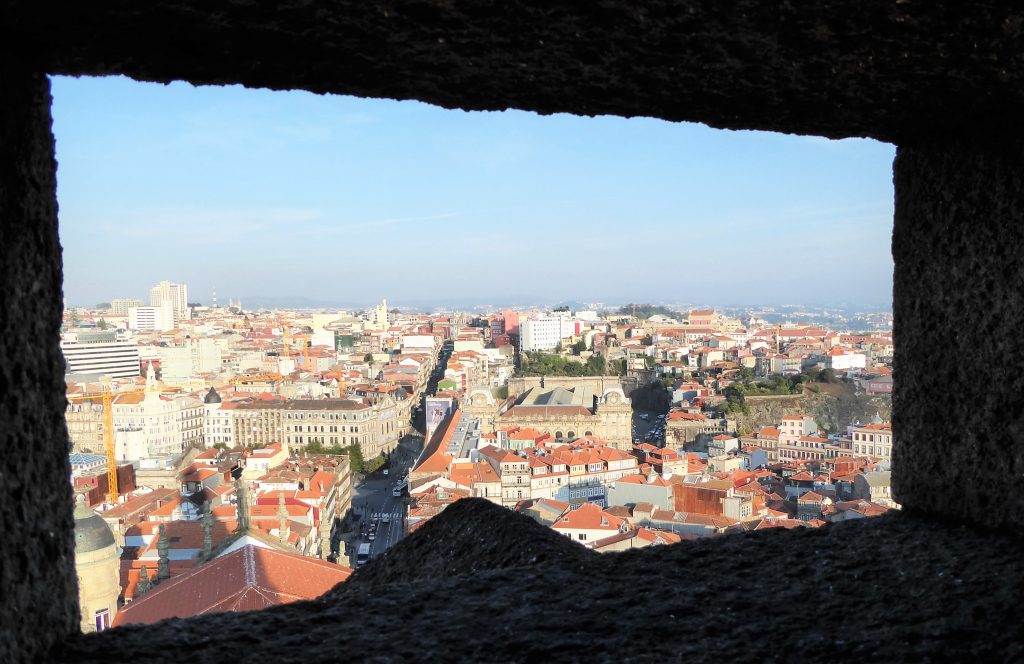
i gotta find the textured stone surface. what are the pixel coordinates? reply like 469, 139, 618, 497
3, 2, 1024, 661
893, 136, 1024, 530
0, 65, 77, 664
55, 499, 1024, 663
6, 2, 1024, 143
343, 496, 589, 587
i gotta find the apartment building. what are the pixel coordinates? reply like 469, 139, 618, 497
850, 421, 893, 462
112, 390, 204, 460
520, 317, 563, 351
110, 298, 144, 315
282, 397, 401, 460
232, 397, 400, 460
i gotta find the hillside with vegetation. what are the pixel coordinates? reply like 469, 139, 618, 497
517, 352, 608, 377
614, 303, 679, 319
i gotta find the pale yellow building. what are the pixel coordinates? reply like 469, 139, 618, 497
465, 377, 633, 449
73, 496, 120, 632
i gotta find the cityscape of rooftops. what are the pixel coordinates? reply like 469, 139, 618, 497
56, 75, 895, 632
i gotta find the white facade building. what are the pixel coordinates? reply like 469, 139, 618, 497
520, 317, 564, 351
111, 366, 204, 459
61, 338, 140, 379
129, 304, 175, 332
202, 388, 234, 448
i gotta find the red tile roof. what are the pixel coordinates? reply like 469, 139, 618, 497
114, 545, 351, 626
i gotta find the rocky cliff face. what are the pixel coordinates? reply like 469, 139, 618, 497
733, 383, 891, 435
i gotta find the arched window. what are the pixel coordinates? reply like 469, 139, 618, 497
555, 431, 564, 440
568, 431, 576, 439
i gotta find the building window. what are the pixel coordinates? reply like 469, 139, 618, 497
94, 609, 110, 631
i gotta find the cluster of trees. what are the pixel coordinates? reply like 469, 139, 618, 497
304, 440, 367, 472
719, 366, 842, 415
615, 303, 678, 319
518, 352, 609, 377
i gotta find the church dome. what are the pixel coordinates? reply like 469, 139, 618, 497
74, 495, 116, 553
204, 387, 222, 404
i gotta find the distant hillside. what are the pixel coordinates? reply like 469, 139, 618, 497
616, 303, 678, 319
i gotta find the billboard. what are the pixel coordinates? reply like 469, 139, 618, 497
425, 397, 454, 439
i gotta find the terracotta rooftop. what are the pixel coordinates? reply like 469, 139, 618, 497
113, 545, 351, 627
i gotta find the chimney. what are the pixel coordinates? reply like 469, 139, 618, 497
277, 493, 289, 544
201, 501, 214, 560
157, 524, 171, 580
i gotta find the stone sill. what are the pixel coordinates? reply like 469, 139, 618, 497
55, 499, 1024, 663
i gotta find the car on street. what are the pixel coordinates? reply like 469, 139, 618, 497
382, 514, 391, 524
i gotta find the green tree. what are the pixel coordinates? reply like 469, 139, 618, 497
819, 368, 838, 383
585, 355, 606, 375
571, 340, 587, 355
96, 319, 109, 330
345, 444, 366, 473
494, 385, 509, 399
803, 366, 822, 382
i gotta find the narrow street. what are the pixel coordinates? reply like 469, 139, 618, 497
344, 434, 422, 564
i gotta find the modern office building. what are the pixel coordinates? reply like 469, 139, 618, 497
61, 332, 140, 380
129, 304, 175, 331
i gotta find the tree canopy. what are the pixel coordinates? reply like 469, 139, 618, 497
616, 303, 678, 319
518, 352, 607, 377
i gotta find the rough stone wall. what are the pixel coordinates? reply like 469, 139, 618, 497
2, 1, 1024, 660
0, 64, 78, 663
892, 136, 1024, 529
8, 2, 1024, 143
54, 500, 1024, 662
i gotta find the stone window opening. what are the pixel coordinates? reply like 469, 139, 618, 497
5, 5, 1024, 662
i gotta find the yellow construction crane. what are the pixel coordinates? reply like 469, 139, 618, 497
67, 385, 145, 505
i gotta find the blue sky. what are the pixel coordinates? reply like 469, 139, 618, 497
51, 75, 896, 309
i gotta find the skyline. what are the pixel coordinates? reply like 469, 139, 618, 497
52, 76, 896, 308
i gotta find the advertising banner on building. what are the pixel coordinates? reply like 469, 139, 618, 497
425, 397, 453, 438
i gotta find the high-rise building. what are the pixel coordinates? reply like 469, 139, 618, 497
149, 281, 189, 322
368, 299, 389, 328
110, 298, 144, 315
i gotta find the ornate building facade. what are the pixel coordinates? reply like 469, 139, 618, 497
464, 377, 633, 449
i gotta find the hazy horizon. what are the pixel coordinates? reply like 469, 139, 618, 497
52, 76, 896, 309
